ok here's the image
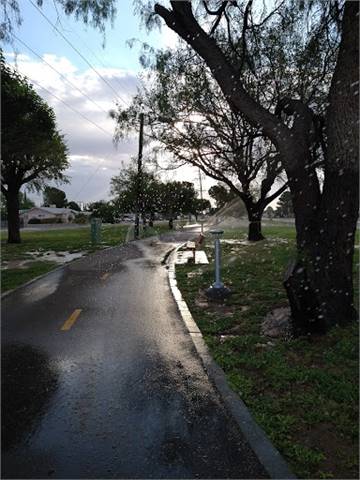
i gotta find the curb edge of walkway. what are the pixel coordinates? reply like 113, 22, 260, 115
168, 244, 297, 480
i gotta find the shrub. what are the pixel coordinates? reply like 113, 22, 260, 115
40, 217, 62, 224
28, 217, 63, 224
74, 214, 88, 224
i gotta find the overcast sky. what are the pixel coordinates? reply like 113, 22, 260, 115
5, 0, 215, 207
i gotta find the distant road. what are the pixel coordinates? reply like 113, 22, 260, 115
0, 222, 133, 233
205, 217, 296, 230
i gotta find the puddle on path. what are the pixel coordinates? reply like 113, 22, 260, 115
2, 251, 87, 270
21, 268, 64, 302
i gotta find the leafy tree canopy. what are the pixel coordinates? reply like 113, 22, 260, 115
1, 53, 68, 242
67, 201, 81, 211
275, 191, 294, 218
110, 164, 201, 221
209, 184, 236, 210
43, 186, 67, 208
1, 0, 116, 42
1, 54, 69, 192
111, 164, 161, 216
87, 200, 117, 223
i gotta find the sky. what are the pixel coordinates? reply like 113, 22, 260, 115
5, 0, 215, 207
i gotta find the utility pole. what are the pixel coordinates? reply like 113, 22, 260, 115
198, 168, 204, 234
134, 112, 144, 240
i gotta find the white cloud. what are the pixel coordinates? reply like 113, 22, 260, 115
6, 50, 216, 207
5, 51, 140, 203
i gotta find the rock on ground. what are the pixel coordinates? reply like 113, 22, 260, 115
261, 307, 292, 338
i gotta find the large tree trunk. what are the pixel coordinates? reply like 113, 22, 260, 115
245, 202, 264, 241
6, 187, 21, 244
284, 2, 359, 333
149, 212, 154, 228
155, 0, 359, 334
248, 220, 264, 242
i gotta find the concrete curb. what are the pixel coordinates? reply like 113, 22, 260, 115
168, 244, 296, 480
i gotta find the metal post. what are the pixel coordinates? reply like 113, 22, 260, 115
214, 236, 223, 288
198, 168, 204, 234
134, 112, 144, 240
206, 229, 231, 301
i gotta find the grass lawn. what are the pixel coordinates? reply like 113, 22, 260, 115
176, 225, 359, 479
1, 222, 170, 292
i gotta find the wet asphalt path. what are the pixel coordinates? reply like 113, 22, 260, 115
1, 230, 267, 479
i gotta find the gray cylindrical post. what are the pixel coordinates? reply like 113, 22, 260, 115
206, 229, 231, 301
214, 237, 223, 288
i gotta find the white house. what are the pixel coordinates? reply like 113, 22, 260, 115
20, 207, 78, 225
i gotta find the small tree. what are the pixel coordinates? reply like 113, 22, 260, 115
192, 198, 211, 218
159, 181, 198, 229
276, 191, 294, 218
209, 184, 236, 210
265, 206, 275, 220
87, 201, 116, 224
1, 55, 68, 243
110, 165, 162, 226
67, 201, 81, 211
43, 187, 67, 208
111, 166, 200, 229
19, 191, 35, 210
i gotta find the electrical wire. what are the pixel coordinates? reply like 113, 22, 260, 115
72, 164, 103, 201
28, 0, 130, 108
28, 77, 114, 138
13, 33, 111, 117
62, 23, 136, 99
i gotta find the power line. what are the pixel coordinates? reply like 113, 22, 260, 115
20, 72, 114, 201
28, 0, 130, 108
29, 77, 115, 201
72, 164, 103, 201
62, 23, 136, 99
13, 33, 110, 117
28, 76, 114, 138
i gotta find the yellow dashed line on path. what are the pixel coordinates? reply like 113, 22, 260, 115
61, 309, 82, 331
100, 273, 110, 281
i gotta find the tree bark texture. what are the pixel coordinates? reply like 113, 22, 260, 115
149, 212, 154, 228
6, 187, 21, 244
244, 200, 265, 241
155, 0, 359, 334
285, 1, 359, 333
248, 220, 264, 242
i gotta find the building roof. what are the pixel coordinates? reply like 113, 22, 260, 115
20, 207, 77, 215
40, 207, 75, 214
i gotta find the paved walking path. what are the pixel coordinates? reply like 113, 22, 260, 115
1, 231, 267, 479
